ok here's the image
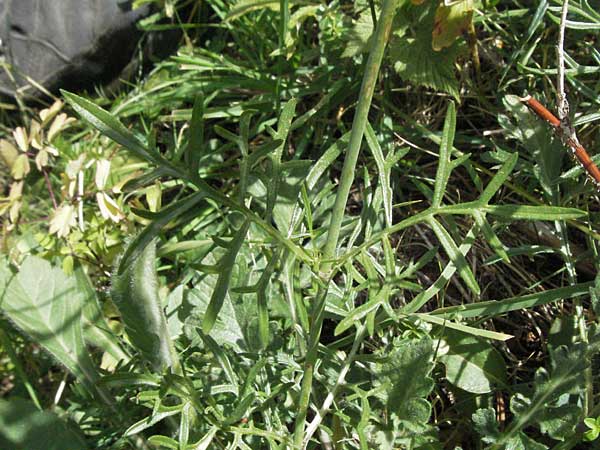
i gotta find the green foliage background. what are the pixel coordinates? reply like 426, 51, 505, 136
2, 0, 600, 448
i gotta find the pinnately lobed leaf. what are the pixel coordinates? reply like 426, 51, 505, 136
111, 240, 180, 373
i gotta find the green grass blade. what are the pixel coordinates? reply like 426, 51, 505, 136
266, 99, 297, 220
483, 204, 586, 220
365, 122, 392, 227
335, 285, 390, 336
428, 217, 480, 296
62, 90, 184, 179
431, 282, 594, 319
478, 152, 519, 205
225, 0, 280, 22
403, 224, 478, 313
186, 94, 205, 181
202, 220, 250, 334
305, 132, 351, 189
432, 101, 456, 209
118, 191, 206, 275
256, 249, 282, 348
473, 211, 509, 263
411, 313, 512, 341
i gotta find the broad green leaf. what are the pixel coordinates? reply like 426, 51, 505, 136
438, 329, 507, 393
112, 240, 180, 372
494, 345, 589, 448
202, 220, 250, 334
0, 398, 87, 450
0, 257, 101, 394
483, 204, 586, 220
341, 10, 375, 58
538, 404, 580, 440
501, 94, 563, 196
391, 35, 460, 100
472, 408, 501, 444
166, 285, 191, 340
375, 337, 434, 425
432, 101, 456, 208
428, 217, 480, 296
431, 0, 474, 51
390, 2, 461, 100
185, 286, 246, 352
273, 161, 311, 234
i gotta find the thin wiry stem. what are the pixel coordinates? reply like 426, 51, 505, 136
556, 0, 592, 418
556, 0, 569, 121
303, 324, 367, 448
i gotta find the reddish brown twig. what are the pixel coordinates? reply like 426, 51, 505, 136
521, 95, 600, 187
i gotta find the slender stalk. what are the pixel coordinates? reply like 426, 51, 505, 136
303, 324, 367, 448
556, 0, 569, 122
320, 0, 396, 272
556, 0, 593, 417
292, 0, 398, 447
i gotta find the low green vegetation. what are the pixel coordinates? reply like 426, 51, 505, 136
1, 0, 600, 448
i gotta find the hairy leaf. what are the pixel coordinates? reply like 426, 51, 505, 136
0, 257, 100, 393
390, 2, 462, 100
112, 240, 180, 372
438, 330, 507, 394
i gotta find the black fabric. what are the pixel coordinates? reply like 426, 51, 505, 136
0, 0, 151, 98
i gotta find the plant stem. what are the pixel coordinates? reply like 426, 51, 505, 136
320, 0, 396, 272
292, 0, 397, 446
303, 323, 367, 447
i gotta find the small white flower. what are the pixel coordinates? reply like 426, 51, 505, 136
48, 113, 75, 142
13, 127, 29, 152
39, 100, 64, 126
96, 192, 124, 223
49, 203, 77, 238
95, 159, 111, 190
